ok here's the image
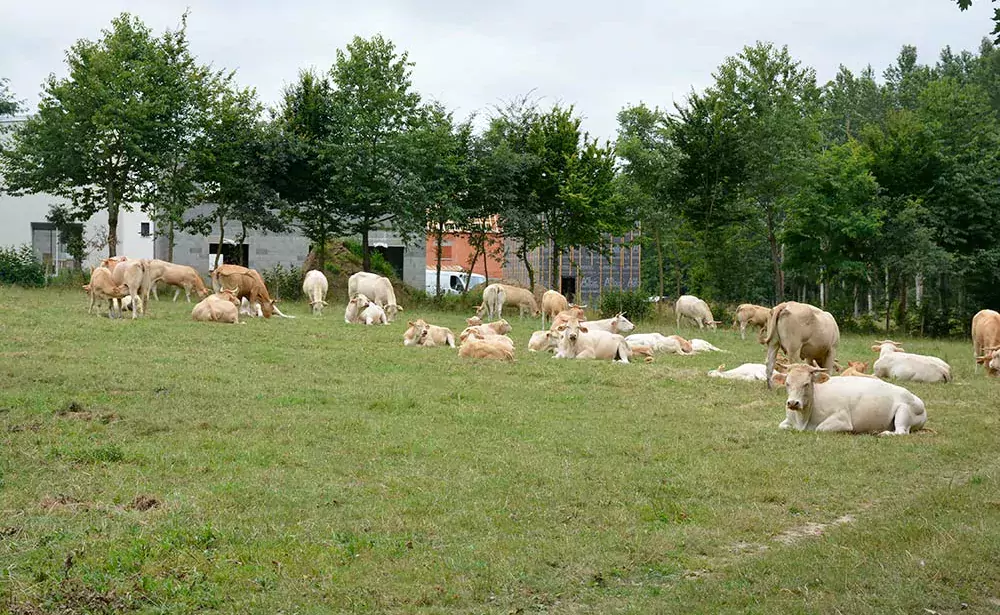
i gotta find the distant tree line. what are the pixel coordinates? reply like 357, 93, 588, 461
2, 10, 999, 334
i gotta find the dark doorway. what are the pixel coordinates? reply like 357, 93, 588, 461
373, 245, 405, 279
209, 243, 250, 267
561, 276, 577, 303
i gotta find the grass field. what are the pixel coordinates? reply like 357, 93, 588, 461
1, 287, 999, 614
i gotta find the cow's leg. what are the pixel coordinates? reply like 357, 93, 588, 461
880, 403, 922, 436
172, 288, 181, 302
766, 343, 781, 389
740, 321, 747, 340
88, 292, 96, 314
152, 285, 159, 301
676, 311, 681, 329
814, 412, 853, 433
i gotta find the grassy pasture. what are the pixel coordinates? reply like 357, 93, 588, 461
1, 287, 999, 614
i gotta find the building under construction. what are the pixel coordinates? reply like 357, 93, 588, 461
504, 231, 642, 304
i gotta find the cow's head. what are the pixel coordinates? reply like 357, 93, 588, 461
977, 347, 1000, 376
557, 319, 588, 344
871, 340, 904, 355
491, 319, 511, 335
219, 288, 241, 307
771, 364, 829, 413
197, 287, 212, 298
707, 319, 722, 331
475, 302, 488, 318
847, 360, 869, 374
310, 299, 329, 315
612, 312, 635, 334
466, 316, 482, 327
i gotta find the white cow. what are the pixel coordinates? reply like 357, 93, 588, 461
344, 294, 371, 324
348, 272, 402, 321
675, 295, 721, 330
708, 363, 768, 382
554, 319, 632, 363
476, 284, 506, 320
624, 333, 692, 355
690, 339, 725, 353
361, 303, 389, 326
528, 330, 559, 352
871, 341, 952, 383
583, 312, 635, 334
302, 270, 329, 315
772, 364, 927, 435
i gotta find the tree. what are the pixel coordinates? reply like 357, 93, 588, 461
184, 77, 283, 267
0, 78, 20, 117
408, 103, 473, 297
327, 35, 422, 272
271, 70, 343, 270
0, 13, 190, 257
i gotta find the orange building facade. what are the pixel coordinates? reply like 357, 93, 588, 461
425, 232, 505, 279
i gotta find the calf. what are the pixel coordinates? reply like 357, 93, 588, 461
554, 319, 632, 363
772, 364, 927, 435
83, 267, 130, 318
361, 303, 389, 326
348, 272, 403, 321
344, 294, 370, 324
548, 305, 587, 331
708, 363, 787, 383
839, 361, 876, 378
458, 338, 515, 361
403, 320, 456, 347
871, 341, 951, 383
625, 333, 692, 355
734, 303, 771, 341
690, 339, 724, 353
191, 290, 242, 325
528, 330, 559, 353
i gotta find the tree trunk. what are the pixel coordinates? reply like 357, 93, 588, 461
853, 283, 859, 318
167, 219, 175, 263
915, 272, 924, 308
899, 274, 908, 332
884, 265, 891, 333
520, 244, 535, 292
819, 267, 826, 309
463, 241, 481, 294
765, 206, 783, 302
655, 228, 665, 301
483, 238, 491, 282
435, 227, 444, 297
214, 214, 225, 269
362, 227, 371, 272
107, 188, 119, 258
551, 242, 561, 293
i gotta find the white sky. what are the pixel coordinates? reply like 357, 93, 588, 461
2, 1, 996, 140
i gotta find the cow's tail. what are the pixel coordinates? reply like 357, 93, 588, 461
764, 302, 787, 346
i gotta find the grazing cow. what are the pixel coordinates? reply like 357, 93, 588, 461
361, 303, 389, 326
105, 258, 151, 319
83, 267, 129, 318
458, 338, 515, 361
191, 290, 242, 325
153, 263, 210, 302
625, 333, 693, 355
212, 264, 293, 319
495, 284, 540, 319
771, 364, 927, 435
871, 341, 951, 383
403, 319, 455, 347
549, 305, 587, 331
840, 361, 876, 378
675, 295, 721, 330
476, 284, 506, 320
348, 272, 402, 321
734, 303, 772, 341
972, 309, 1000, 375
344, 294, 370, 324
708, 362, 788, 383
302, 270, 329, 315
540, 290, 569, 328
583, 312, 635, 335
554, 319, 632, 363
528, 330, 560, 352
764, 301, 840, 389
690, 339, 724, 353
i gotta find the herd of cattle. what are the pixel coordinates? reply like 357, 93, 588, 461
80, 259, 1000, 436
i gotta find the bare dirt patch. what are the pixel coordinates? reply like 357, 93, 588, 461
55, 401, 118, 423
40, 494, 92, 512
126, 495, 161, 511
772, 514, 855, 545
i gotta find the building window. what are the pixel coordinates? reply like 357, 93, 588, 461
140, 222, 151, 237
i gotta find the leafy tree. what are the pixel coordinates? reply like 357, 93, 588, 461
184, 77, 283, 267
327, 35, 422, 272
271, 70, 343, 270
0, 13, 190, 257
0, 78, 20, 117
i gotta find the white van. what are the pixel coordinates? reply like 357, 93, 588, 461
426, 269, 486, 295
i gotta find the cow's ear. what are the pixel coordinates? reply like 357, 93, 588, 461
976, 355, 989, 364
579, 325, 589, 333
397, 306, 404, 312
812, 372, 831, 384
771, 373, 787, 386
408, 321, 415, 327
870, 345, 881, 352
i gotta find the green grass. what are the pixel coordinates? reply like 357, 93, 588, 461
1, 287, 999, 614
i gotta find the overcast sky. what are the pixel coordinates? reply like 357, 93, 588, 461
2, 1, 996, 140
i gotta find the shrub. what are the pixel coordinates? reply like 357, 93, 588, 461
47, 268, 88, 288
0, 245, 45, 287
343, 240, 397, 280
261, 264, 303, 301
598, 288, 651, 321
